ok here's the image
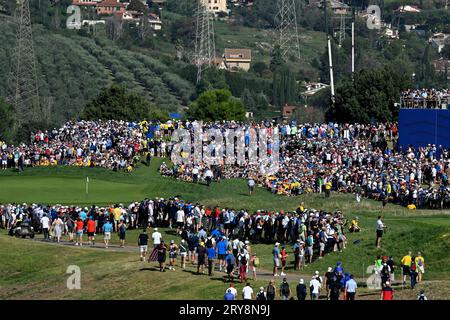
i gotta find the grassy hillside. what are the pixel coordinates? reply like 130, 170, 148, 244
0, 14, 195, 124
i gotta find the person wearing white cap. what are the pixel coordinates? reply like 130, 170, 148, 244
152, 227, 162, 248
272, 242, 281, 276
255, 287, 267, 300
296, 279, 307, 300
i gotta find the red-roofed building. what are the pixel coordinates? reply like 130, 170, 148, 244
96, 0, 126, 15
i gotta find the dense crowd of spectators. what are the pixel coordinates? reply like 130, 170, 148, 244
160, 121, 450, 209
401, 88, 450, 109
0, 197, 350, 266
1, 119, 449, 209
0, 120, 145, 172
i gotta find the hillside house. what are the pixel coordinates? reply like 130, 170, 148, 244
223, 48, 252, 71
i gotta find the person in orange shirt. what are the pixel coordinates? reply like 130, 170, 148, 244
75, 218, 84, 247
87, 217, 96, 245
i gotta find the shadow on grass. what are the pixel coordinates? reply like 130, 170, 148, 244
182, 268, 231, 283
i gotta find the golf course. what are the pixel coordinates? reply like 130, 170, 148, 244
1, 158, 449, 300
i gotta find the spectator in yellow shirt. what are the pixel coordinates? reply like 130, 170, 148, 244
401, 251, 412, 285
415, 252, 425, 282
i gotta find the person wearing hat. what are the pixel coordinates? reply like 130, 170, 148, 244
196, 241, 207, 274
152, 228, 162, 248
296, 278, 307, 300
256, 287, 267, 301
102, 217, 113, 248
381, 281, 394, 300
272, 242, 281, 276
179, 239, 188, 269
168, 240, 179, 271
309, 275, 321, 300
280, 277, 291, 300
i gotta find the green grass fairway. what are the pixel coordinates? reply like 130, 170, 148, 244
1, 160, 450, 299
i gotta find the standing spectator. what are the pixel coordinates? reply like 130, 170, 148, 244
280, 246, 288, 276
279, 278, 291, 300
272, 242, 281, 276
169, 240, 178, 271
118, 219, 126, 247
256, 287, 267, 300
415, 252, 425, 283
102, 219, 113, 248
417, 290, 428, 300
375, 216, 386, 248
207, 244, 216, 276
381, 281, 394, 300
196, 242, 207, 274
266, 279, 276, 301
152, 228, 162, 248
157, 240, 167, 272
309, 276, 322, 300
248, 178, 255, 195
179, 239, 188, 269
238, 249, 249, 283
226, 283, 237, 300
40, 213, 50, 240
225, 250, 236, 282
138, 229, 149, 261
242, 282, 254, 300
410, 255, 418, 289
224, 289, 235, 301
401, 251, 412, 287
296, 279, 307, 300
52, 215, 63, 243
75, 218, 84, 246
86, 217, 96, 245
345, 274, 357, 300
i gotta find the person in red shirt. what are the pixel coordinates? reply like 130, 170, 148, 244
381, 281, 394, 300
87, 217, 96, 245
280, 246, 288, 276
75, 218, 84, 247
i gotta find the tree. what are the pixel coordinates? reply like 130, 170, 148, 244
241, 88, 256, 111
81, 84, 159, 120
186, 89, 246, 121
326, 66, 411, 123
441, 42, 450, 60
127, 0, 148, 13
270, 45, 284, 72
272, 65, 297, 107
0, 97, 15, 143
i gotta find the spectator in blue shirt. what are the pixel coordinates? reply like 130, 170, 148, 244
226, 251, 236, 282
224, 289, 235, 300
207, 246, 217, 276
344, 274, 357, 300
216, 236, 228, 271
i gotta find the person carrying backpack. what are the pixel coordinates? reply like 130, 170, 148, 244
225, 250, 236, 282
296, 279, 307, 300
380, 262, 391, 287
266, 280, 276, 300
238, 249, 249, 283
280, 278, 291, 300
256, 287, 267, 301
417, 290, 427, 300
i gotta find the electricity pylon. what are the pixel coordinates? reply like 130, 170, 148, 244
193, 0, 216, 85
275, 0, 301, 59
